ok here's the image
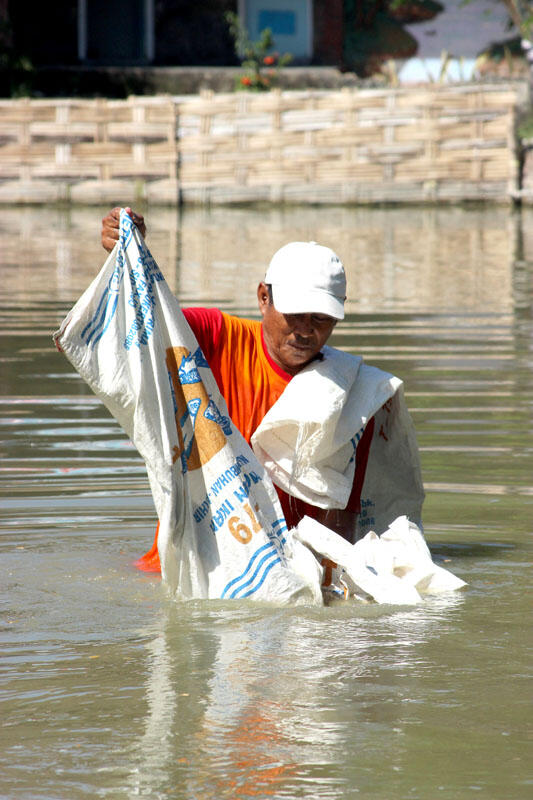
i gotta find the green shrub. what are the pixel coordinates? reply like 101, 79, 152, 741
225, 11, 292, 91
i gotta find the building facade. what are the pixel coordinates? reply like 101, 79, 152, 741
6, 0, 344, 68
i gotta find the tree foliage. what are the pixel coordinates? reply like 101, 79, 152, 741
343, 0, 444, 76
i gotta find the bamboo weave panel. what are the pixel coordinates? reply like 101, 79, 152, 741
0, 86, 523, 201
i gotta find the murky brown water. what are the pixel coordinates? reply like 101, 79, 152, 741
1, 204, 532, 799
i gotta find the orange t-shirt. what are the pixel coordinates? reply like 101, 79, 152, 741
183, 308, 291, 445
135, 308, 373, 572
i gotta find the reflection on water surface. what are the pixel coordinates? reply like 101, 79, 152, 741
0, 205, 531, 799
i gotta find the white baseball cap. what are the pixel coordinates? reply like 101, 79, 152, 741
264, 241, 346, 320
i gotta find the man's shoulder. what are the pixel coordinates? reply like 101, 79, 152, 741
183, 307, 258, 333
318, 346, 364, 382
221, 311, 259, 327
322, 346, 394, 380
183, 306, 222, 325
314, 346, 401, 400
218, 312, 262, 342
321, 345, 362, 369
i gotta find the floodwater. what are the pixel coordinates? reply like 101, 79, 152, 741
1, 204, 532, 799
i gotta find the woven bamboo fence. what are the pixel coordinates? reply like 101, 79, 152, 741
0, 96, 178, 204
0, 84, 526, 205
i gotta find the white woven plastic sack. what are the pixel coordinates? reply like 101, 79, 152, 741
294, 515, 466, 605
251, 346, 425, 539
54, 210, 322, 605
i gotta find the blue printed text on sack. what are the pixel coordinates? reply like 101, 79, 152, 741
123, 256, 164, 350
192, 454, 249, 523
191, 454, 265, 531
208, 469, 262, 533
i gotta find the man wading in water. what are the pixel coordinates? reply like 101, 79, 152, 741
102, 207, 421, 572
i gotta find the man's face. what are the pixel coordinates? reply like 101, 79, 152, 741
257, 283, 337, 376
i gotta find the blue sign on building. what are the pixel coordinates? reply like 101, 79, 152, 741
244, 1, 312, 60
258, 10, 297, 36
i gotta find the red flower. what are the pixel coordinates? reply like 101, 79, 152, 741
240, 76, 252, 86
263, 55, 275, 65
